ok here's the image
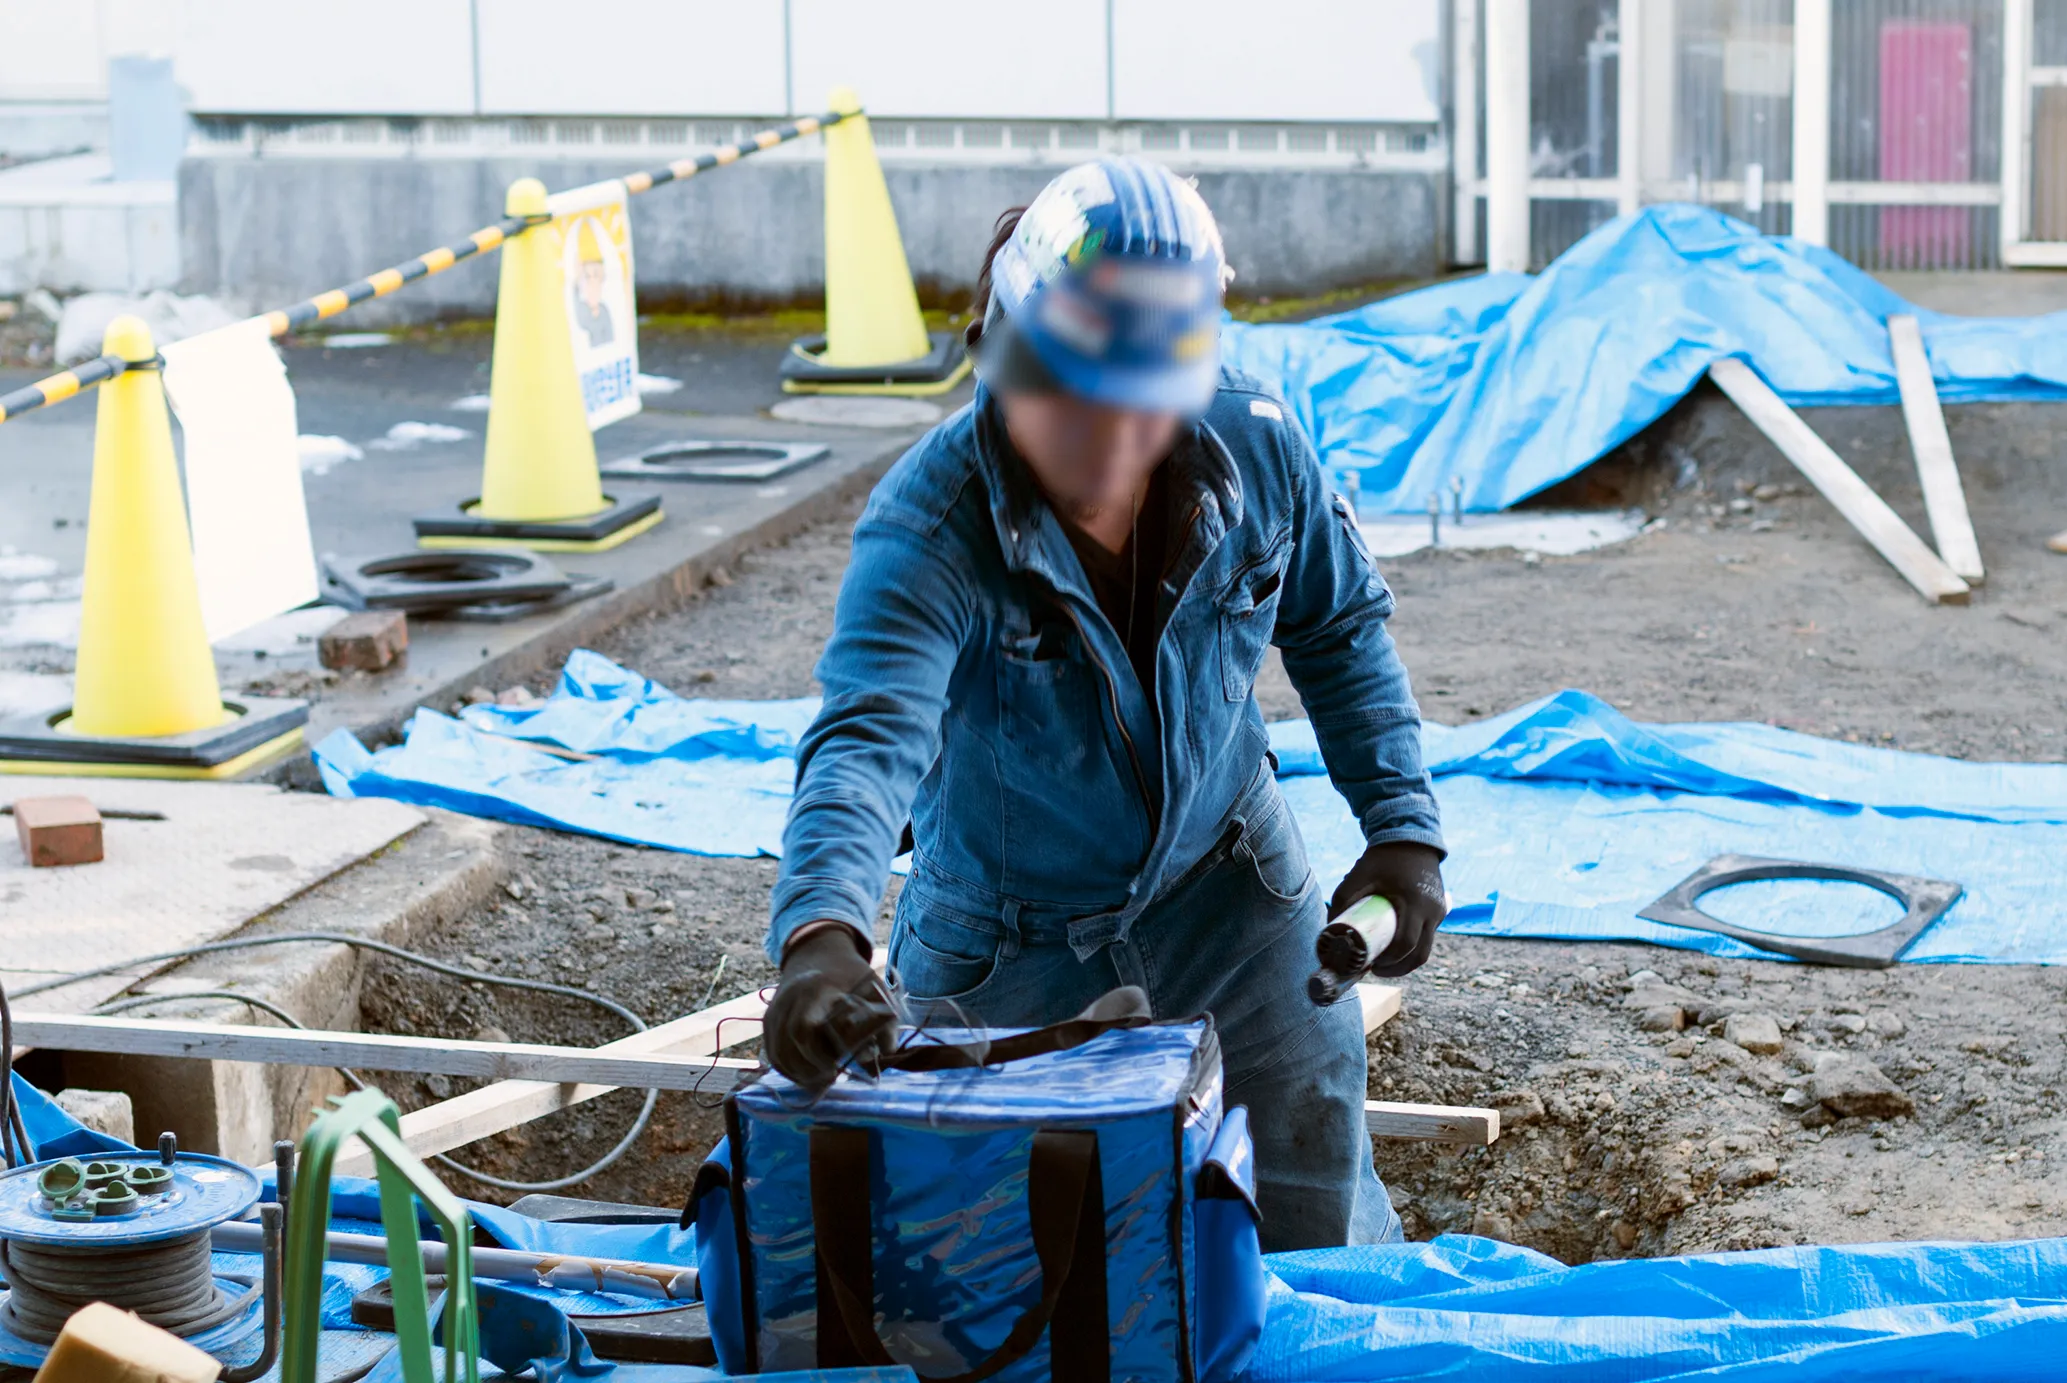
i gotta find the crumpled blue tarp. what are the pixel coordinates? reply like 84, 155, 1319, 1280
316, 652, 812, 858
1248, 1235, 2067, 1380
1220, 203, 2067, 514
317, 652, 2067, 963
14, 1003, 2064, 1376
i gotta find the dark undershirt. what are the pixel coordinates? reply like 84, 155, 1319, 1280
1054, 463, 1171, 699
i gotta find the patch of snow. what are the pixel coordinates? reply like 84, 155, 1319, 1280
635, 373, 684, 395
0, 600, 81, 648
322, 332, 394, 349
298, 435, 365, 476
451, 394, 493, 411
366, 421, 473, 451
0, 549, 60, 582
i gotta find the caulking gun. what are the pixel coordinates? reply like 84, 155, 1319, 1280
1306, 895, 1397, 1006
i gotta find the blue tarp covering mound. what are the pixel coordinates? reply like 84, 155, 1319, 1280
317, 652, 2067, 965
1219, 204, 2067, 514
1250, 1236, 2067, 1380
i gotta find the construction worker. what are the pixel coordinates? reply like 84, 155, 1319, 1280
763, 159, 1445, 1251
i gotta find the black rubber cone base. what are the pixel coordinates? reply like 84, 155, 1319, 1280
0, 696, 308, 779
1636, 853, 1963, 968
413, 492, 663, 552
779, 331, 971, 396
324, 548, 572, 613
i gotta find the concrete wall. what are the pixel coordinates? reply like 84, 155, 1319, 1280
179, 157, 1444, 322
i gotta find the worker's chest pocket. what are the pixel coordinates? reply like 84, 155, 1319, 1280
1218, 552, 1287, 702
996, 619, 1102, 774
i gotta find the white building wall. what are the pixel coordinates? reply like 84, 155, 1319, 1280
0, 0, 1446, 124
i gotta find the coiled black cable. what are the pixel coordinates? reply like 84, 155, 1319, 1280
0, 1231, 256, 1343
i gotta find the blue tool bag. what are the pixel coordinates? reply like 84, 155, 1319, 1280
689, 989, 1267, 1381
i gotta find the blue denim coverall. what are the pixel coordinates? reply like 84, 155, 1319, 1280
771, 370, 1443, 1250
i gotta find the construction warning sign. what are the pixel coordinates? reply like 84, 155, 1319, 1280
552, 182, 640, 429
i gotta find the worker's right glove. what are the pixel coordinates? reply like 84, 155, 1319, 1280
763, 925, 901, 1094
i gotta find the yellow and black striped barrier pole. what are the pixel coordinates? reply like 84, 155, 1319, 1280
0, 108, 848, 425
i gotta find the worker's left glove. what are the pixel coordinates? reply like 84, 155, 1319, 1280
1328, 842, 1447, 978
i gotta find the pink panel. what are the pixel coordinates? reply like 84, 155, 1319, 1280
1878, 20, 1973, 265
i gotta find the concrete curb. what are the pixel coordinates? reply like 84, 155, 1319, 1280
269, 435, 903, 792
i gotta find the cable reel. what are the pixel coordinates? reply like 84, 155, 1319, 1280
0, 1134, 280, 1376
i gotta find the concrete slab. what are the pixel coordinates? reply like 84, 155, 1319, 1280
1, 775, 423, 1013
45, 809, 507, 1163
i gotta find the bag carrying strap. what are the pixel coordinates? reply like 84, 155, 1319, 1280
810, 1125, 1110, 1382
879, 985, 1153, 1074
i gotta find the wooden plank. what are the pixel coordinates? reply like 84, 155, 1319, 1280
1366, 1100, 1500, 1145
1886, 315, 1985, 583
1709, 357, 1971, 604
14, 1011, 759, 1093
293, 974, 1407, 1178
1358, 983, 1403, 1034
318, 986, 774, 1178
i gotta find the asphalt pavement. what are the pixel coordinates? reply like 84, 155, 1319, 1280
0, 323, 972, 754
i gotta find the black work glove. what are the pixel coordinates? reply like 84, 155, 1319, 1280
1328, 842, 1447, 979
763, 926, 901, 1093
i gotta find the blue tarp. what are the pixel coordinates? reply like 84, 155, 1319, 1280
7, 1078, 2061, 1377
317, 653, 2067, 965
1249, 1236, 2067, 1380
1219, 204, 2067, 514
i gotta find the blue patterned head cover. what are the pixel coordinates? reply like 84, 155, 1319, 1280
985, 157, 1230, 414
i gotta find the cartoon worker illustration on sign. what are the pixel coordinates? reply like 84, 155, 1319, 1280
571, 218, 616, 351
557, 192, 641, 429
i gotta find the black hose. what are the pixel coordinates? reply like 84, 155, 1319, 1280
44, 932, 672, 1194
94, 989, 662, 1195
2, 977, 19, 1169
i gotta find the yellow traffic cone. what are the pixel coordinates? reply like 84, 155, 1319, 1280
780, 87, 971, 396
71, 317, 223, 739
415, 177, 660, 551
0, 317, 307, 778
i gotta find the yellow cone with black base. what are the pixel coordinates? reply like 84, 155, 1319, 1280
414, 177, 661, 551
0, 317, 306, 779
780, 87, 971, 397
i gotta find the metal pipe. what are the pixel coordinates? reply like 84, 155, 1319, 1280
210, 1221, 697, 1304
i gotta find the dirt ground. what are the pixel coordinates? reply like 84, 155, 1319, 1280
363, 387, 2067, 1261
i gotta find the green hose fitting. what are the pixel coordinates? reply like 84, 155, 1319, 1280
82, 1160, 127, 1189
126, 1164, 173, 1195
90, 1182, 140, 1217
36, 1159, 85, 1202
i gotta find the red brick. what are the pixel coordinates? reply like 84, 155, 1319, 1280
318, 610, 409, 672
13, 795, 104, 868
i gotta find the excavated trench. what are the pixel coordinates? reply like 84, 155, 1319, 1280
360, 389, 2067, 1258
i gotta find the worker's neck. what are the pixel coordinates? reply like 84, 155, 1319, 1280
1051, 480, 1149, 555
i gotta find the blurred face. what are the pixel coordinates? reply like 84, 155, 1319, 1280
998, 389, 1180, 523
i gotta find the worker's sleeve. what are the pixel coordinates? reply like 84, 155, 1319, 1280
767, 511, 975, 961
1269, 421, 1445, 857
